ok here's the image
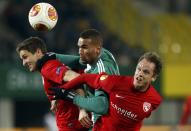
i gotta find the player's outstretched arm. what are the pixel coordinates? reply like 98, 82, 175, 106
49, 72, 112, 114
48, 87, 109, 114
74, 94, 109, 114
56, 54, 85, 70
63, 73, 116, 94
63, 70, 80, 82
62, 73, 102, 89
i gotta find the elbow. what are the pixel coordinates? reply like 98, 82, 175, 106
99, 106, 108, 115
94, 97, 109, 114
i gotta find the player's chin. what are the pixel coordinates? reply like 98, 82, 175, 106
133, 79, 140, 86
79, 59, 87, 64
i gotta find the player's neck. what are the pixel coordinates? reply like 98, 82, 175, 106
139, 85, 150, 92
89, 56, 99, 66
135, 84, 150, 92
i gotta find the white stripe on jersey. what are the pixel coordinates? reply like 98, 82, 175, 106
92, 59, 106, 124
99, 59, 105, 72
97, 59, 105, 74
97, 61, 101, 73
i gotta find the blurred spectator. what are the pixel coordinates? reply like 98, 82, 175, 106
44, 112, 57, 131
0, 0, 141, 67
180, 96, 191, 125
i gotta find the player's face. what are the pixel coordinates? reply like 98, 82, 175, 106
78, 38, 100, 64
19, 50, 40, 72
133, 58, 156, 91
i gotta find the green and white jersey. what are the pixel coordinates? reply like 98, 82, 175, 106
85, 48, 119, 75
56, 48, 120, 126
84, 48, 119, 123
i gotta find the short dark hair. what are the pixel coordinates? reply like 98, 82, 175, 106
16, 37, 47, 54
79, 29, 103, 46
138, 52, 162, 75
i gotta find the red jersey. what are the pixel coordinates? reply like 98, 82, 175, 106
64, 74, 162, 131
40, 59, 83, 131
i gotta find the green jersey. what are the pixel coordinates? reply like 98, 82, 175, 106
83, 48, 119, 123
84, 48, 119, 98
56, 48, 120, 125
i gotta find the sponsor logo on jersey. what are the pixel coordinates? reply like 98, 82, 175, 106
115, 94, 125, 99
143, 102, 151, 112
111, 101, 138, 121
56, 67, 61, 75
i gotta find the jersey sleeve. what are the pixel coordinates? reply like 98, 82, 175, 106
64, 73, 119, 93
41, 60, 69, 84
152, 91, 162, 110
101, 61, 119, 75
73, 94, 109, 114
56, 54, 85, 70
152, 100, 161, 110
94, 74, 119, 93
100, 48, 120, 75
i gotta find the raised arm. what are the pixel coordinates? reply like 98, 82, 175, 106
61, 73, 117, 94
56, 53, 85, 70
63, 73, 103, 90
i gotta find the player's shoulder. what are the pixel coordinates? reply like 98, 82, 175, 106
148, 86, 162, 103
42, 59, 65, 71
44, 59, 63, 66
117, 75, 133, 81
100, 48, 115, 60
108, 75, 132, 84
101, 48, 113, 57
56, 53, 80, 60
99, 48, 117, 65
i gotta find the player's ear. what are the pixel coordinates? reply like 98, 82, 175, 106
95, 46, 101, 55
36, 48, 43, 56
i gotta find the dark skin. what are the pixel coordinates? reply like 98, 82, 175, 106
78, 37, 101, 65
77, 37, 102, 127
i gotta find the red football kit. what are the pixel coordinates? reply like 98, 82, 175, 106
63, 73, 162, 131
40, 59, 83, 131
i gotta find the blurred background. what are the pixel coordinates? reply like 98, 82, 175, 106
0, 0, 191, 130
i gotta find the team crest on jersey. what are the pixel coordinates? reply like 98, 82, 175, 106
143, 102, 151, 112
56, 67, 61, 75
100, 75, 108, 80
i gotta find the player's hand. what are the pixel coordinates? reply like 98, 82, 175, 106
48, 87, 76, 102
78, 109, 93, 128
50, 100, 58, 113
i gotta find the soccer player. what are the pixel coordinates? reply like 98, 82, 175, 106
49, 52, 162, 131
55, 29, 120, 128
16, 37, 86, 131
